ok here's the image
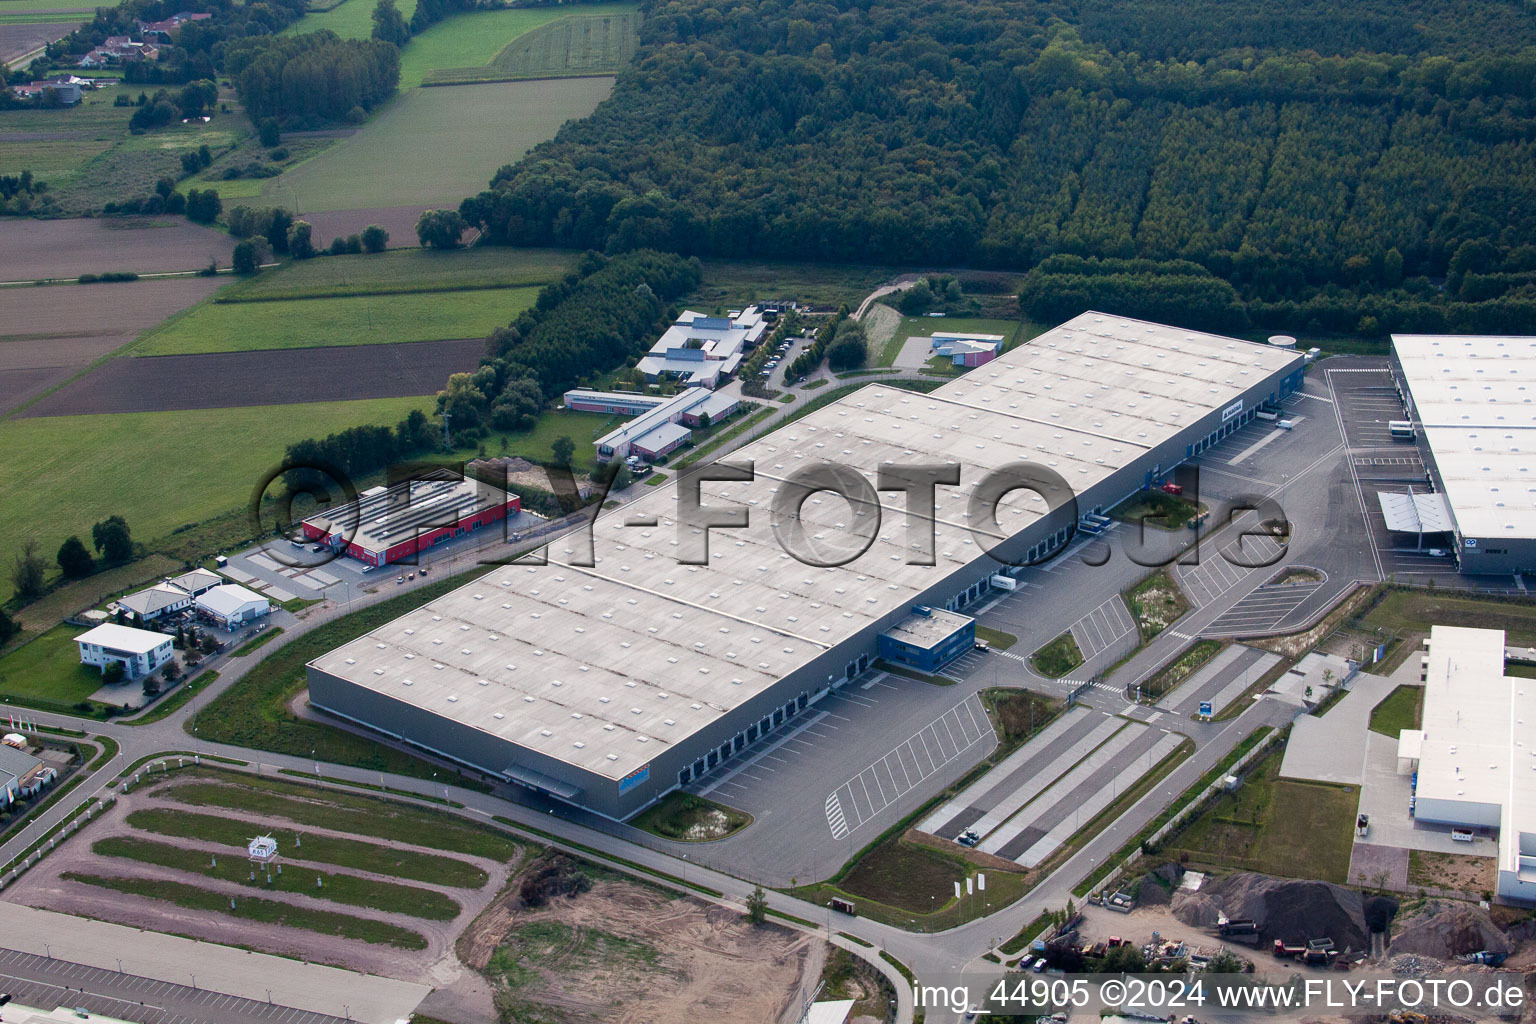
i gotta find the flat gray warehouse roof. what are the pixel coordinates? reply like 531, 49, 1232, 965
311, 313, 1301, 781
1393, 334, 1536, 541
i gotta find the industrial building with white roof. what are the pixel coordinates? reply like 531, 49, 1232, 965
1390, 334, 1536, 575
308, 313, 1306, 818
1397, 625, 1536, 901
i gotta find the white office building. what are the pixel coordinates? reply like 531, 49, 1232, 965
196, 584, 271, 627
1398, 625, 1536, 901
76, 622, 174, 679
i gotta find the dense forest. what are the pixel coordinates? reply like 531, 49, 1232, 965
227, 32, 400, 121
460, 0, 1536, 333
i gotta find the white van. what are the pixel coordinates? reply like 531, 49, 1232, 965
1276, 419, 1294, 430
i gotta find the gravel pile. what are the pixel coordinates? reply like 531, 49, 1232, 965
1391, 900, 1507, 960
1171, 872, 1369, 949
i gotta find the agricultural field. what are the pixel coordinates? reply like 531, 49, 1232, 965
0, 394, 434, 602
0, 274, 223, 415
10, 769, 519, 976
23, 338, 487, 416
222, 245, 575, 300
0, 19, 75, 61
397, 4, 633, 88
222, 78, 612, 219
131, 284, 541, 355
0, 216, 235, 280
424, 8, 639, 85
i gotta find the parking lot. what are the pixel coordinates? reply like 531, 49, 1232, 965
1070, 596, 1138, 661
1326, 363, 1463, 580
0, 949, 352, 1024
691, 671, 999, 879
917, 706, 1182, 867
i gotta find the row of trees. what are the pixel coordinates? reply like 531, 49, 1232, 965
10, 517, 133, 601
784, 305, 847, 379
281, 409, 437, 494
1018, 254, 1536, 338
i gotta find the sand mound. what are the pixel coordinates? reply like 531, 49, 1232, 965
1172, 872, 1368, 950
1391, 900, 1507, 960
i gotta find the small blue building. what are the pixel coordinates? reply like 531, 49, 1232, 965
878, 606, 976, 673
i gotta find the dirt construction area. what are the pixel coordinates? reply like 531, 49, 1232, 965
439, 874, 822, 1024
0, 275, 223, 414
23, 337, 484, 416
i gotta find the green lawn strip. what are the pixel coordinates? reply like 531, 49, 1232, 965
1110, 490, 1206, 531
1029, 631, 1083, 678
1358, 587, 1536, 648
93, 835, 460, 920
154, 769, 512, 859
880, 949, 916, 987
1124, 569, 1191, 642
123, 670, 218, 726
1073, 726, 1273, 898
116, 752, 246, 782
999, 910, 1054, 955
630, 792, 751, 842
1368, 684, 1424, 738
125, 806, 488, 889
1141, 639, 1223, 702
133, 286, 541, 355
1508, 663, 1536, 680
86, 736, 119, 770
801, 378, 829, 390
672, 405, 774, 468
187, 571, 494, 790
232, 629, 283, 657
972, 626, 1017, 651
63, 871, 427, 949
219, 247, 573, 301
276, 769, 460, 806
1160, 745, 1357, 884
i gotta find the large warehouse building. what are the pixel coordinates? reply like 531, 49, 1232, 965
308, 313, 1306, 819
1397, 625, 1536, 901
1390, 335, 1536, 575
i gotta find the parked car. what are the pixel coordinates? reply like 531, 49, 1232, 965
957, 829, 980, 847
396, 576, 405, 584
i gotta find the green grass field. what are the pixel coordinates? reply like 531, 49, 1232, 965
1164, 748, 1358, 883
0, 395, 433, 602
1368, 684, 1424, 737
133, 285, 540, 355
0, 0, 95, 13
283, 0, 417, 39
689, 258, 887, 314
232, 77, 612, 212
64, 871, 428, 948
223, 246, 575, 301
425, 9, 639, 85
399, 4, 633, 88
1360, 589, 1536, 648
126, 806, 490, 887
93, 835, 462, 920
0, 623, 107, 710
